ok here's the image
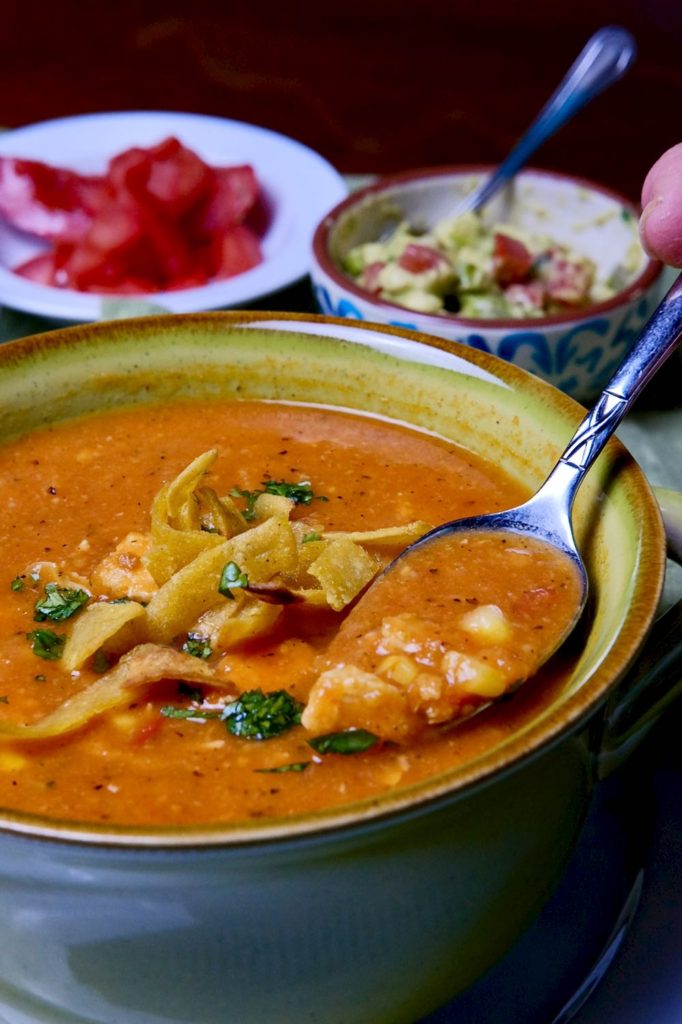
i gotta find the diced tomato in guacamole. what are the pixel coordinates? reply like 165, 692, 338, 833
343, 210, 610, 319
492, 232, 534, 286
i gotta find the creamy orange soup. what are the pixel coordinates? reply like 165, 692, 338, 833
0, 399, 579, 826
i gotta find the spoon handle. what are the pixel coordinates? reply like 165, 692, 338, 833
456, 26, 637, 217
550, 274, 682, 500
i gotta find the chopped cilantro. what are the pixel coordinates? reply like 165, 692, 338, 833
308, 729, 379, 755
222, 689, 303, 740
182, 633, 213, 659
229, 487, 261, 522
262, 480, 321, 505
160, 706, 222, 721
621, 207, 634, 222
254, 761, 310, 774
302, 531, 322, 543
218, 561, 249, 600
34, 583, 89, 622
10, 577, 24, 592
230, 479, 327, 521
161, 689, 303, 740
27, 629, 65, 661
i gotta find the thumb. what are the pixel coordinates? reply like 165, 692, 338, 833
639, 143, 682, 266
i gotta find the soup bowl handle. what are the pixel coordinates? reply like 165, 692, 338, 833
597, 487, 682, 777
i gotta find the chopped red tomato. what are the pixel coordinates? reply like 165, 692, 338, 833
2, 138, 265, 294
0, 157, 106, 241
503, 281, 546, 311
212, 224, 262, 279
109, 137, 213, 221
85, 203, 143, 255
359, 261, 386, 293
144, 138, 212, 219
12, 251, 56, 285
492, 233, 534, 286
541, 251, 594, 305
164, 267, 212, 291
198, 165, 260, 233
398, 243, 445, 274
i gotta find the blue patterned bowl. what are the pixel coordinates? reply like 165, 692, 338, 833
311, 167, 664, 402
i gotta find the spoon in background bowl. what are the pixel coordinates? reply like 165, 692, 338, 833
319, 274, 682, 730
394, 25, 636, 236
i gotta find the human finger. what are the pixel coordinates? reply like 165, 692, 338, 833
639, 143, 682, 266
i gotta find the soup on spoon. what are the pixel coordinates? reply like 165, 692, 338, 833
303, 529, 584, 741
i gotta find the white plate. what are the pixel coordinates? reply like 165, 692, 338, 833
0, 111, 347, 321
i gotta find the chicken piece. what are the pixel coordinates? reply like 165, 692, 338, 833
91, 533, 159, 603
375, 612, 445, 663
403, 650, 506, 724
301, 664, 421, 742
25, 560, 90, 591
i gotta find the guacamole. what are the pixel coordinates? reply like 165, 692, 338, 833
343, 211, 625, 319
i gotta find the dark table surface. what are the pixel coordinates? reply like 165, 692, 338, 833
3, 0, 682, 200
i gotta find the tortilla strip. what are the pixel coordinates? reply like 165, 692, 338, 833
288, 588, 330, 607
307, 536, 378, 611
145, 516, 298, 644
291, 535, 326, 576
165, 449, 217, 528
144, 452, 244, 585
324, 521, 432, 545
144, 518, 223, 586
196, 597, 282, 648
251, 492, 294, 521
0, 645, 229, 742
197, 487, 248, 537
62, 600, 147, 671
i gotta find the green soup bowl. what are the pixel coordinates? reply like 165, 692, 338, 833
0, 312, 679, 1024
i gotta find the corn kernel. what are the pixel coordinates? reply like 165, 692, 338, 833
0, 751, 28, 772
110, 712, 138, 732
441, 649, 507, 698
380, 760, 407, 786
377, 654, 419, 687
458, 604, 512, 644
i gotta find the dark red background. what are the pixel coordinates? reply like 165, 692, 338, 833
2, 1, 681, 202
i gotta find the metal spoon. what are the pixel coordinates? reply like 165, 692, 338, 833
332, 273, 682, 707
395, 25, 636, 237
448, 25, 636, 220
